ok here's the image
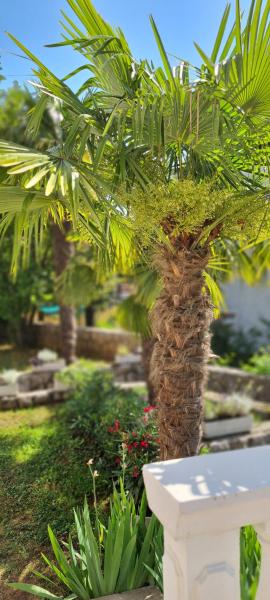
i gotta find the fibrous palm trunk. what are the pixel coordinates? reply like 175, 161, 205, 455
52, 222, 77, 365
151, 242, 212, 460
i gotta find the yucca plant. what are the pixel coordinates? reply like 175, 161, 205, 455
10, 478, 161, 599
1, 0, 270, 459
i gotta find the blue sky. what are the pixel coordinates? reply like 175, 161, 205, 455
1, 0, 251, 90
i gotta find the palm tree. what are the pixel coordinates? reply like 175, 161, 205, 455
1, 0, 270, 458
0, 85, 78, 363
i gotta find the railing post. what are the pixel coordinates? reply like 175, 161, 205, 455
143, 446, 270, 600
163, 529, 240, 599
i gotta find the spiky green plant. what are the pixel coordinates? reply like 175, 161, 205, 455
10, 480, 161, 599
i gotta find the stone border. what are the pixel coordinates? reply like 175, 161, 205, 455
0, 382, 70, 410
208, 364, 270, 402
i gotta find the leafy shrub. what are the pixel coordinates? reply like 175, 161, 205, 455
242, 346, 270, 375
57, 359, 108, 388
60, 366, 159, 500
204, 393, 252, 421
10, 477, 162, 599
0, 233, 53, 345
211, 319, 261, 367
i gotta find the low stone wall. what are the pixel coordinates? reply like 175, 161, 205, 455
208, 365, 270, 402
18, 361, 65, 392
28, 323, 139, 362
0, 382, 70, 410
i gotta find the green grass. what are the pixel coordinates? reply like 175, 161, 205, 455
0, 404, 92, 598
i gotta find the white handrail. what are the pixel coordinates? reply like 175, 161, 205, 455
143, 445, 270, 600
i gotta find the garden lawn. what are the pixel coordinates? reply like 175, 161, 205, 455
0, 403, 91, 599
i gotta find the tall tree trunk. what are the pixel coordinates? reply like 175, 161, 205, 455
85, 304, 95, 327
151, 242, 212, 460
52, 222, 77, 365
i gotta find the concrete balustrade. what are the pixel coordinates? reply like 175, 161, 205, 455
143, 445, 270, 600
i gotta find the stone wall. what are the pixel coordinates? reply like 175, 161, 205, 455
208, 365, 270, 402
28, 323, 139, 362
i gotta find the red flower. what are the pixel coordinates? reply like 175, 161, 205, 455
131, 431, 137, 437
127, 443, 134, 453
133, 441, 139, 448
132, 466, 140, 478
143, 405, 156, 413
108, 419, 121, 433
140, 440, 149, 448
115, 456, 121, 465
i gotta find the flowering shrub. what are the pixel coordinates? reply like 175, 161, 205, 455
107, 403, 159, 498
61, 366, 159, 501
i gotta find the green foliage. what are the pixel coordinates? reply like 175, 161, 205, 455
0, 403, 93, 581
0, 370, 263, 599
204, 393, 252, 420
0, 233, 53, 343
1, 0, 270, 273
55, 250, 119, 309
242, 346, 270, 375
10, 480, 162, 599
117, 295, 151, 337
211, 319, 262, 367
121, 179, 270, 248
116, 262, 161, 337
240, 526, 261, 600
0, 85, 35, 144
59, 367, 158, 499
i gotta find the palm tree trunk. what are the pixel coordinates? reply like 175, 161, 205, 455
150, 242, 212, 460
51, 222, 77, 365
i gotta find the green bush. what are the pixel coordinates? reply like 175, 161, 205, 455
0, 234, 53, 345
204, 394, 252, 420
242, 346, 270, 375
60, 366, 159, 501
211, 320, 262, 367
10, 476, 162, 599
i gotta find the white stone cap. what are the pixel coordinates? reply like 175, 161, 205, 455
143, 445, 270, 539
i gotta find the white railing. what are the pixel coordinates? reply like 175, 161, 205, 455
143, 445, 270, 600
